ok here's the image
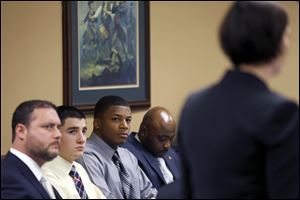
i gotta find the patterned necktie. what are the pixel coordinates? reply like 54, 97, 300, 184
40, 176, 56, 199
112, 151, 133, 199
69, 165, 89, 199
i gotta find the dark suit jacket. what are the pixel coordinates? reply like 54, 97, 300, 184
176, 70, 299, 199
157, 179, 188, 199
122, 132, 182, 189
1, 151, 61, 199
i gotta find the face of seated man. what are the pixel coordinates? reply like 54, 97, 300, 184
139, 107, 176, 157
58, 117, 87, 162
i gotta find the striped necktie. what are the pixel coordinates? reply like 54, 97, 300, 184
112, 151, 133, 199
69, 165, 89, 199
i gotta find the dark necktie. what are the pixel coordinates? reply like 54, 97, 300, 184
112, 151, 133, 199
69, 165, 89, 199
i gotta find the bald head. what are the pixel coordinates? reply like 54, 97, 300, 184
142, 107, 176, 131
138, 107, 176, 157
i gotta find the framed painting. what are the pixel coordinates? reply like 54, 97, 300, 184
62, 1, 150, 112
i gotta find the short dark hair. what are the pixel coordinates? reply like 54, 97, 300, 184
12, 100, 57, 142
219, 1, 288, 66
57, 105, 86, 126
94, 95, 130, 119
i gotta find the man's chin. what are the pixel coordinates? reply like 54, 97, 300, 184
74, 152, 83, 159
118, 138, 127, 145
47, 152, 59, 161
43, 149, 59, 161
155, 151, 167, 157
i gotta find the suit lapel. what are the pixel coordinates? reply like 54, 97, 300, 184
137, 144, 166, 183
7, 152, 51, 199
128, 133, 166, 182
144, 151, 166, 182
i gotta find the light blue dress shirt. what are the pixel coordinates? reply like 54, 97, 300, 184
77, 133, 157, 199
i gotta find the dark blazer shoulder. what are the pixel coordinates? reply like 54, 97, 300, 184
1, 152, 51, 199
122, 132, 143, 157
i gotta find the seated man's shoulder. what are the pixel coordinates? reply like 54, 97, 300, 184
118, 147, 138, 163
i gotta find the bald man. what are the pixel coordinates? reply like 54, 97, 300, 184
122, 106, 182, 190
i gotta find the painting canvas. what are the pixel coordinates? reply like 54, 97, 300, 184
78, 1, 138, 89
63, 1, 150, 112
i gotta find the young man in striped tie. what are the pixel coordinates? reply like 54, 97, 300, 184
42, 105, 106, 199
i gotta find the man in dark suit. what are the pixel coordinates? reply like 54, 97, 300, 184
122, 106, 181, 190
1, 100, 62, 199
158, 1, 299, 199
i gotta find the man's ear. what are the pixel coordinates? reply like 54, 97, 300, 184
139, 125, 148, 138
93, 118, 101, 129
15, 123, 27, 141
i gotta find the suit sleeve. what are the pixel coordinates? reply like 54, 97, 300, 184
263, 101, 299, 198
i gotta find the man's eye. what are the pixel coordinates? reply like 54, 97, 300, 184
68, 130, 76, 135
44, 125, 54, 130
158, 136, 168, 142
126, 118, 131, 123
112, 117, 119, 121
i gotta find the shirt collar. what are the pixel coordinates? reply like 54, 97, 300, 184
10, 147, 43, 181
90, 132, 118, 159
134, 132, 141, 143
53, 155, 74, 174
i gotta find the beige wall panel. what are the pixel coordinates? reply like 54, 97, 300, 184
1, 1, 298, 154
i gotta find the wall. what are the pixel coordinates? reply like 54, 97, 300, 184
1, 1, 299, 154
